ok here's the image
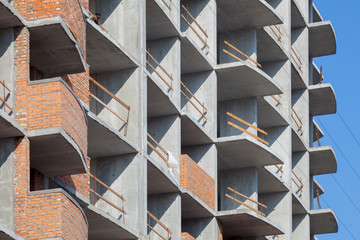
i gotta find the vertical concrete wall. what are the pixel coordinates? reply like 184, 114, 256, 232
154, 0, 180, 29
292, 89, 310, 147
0, 138, 14, 229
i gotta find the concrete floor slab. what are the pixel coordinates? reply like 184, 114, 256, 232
309, 146, 337, 175
257, 27, 287, 63
0, 0, 25, 29
216, 209, 284, 237
313, 178, 324, 198
87, 112, 138, 158
147, 155, 180, 195
217, 135, 284, 170
147, 73, 180, 118
181, 111, 214, 147
291, 62, 307, 90
292, 193, 307, 215
257, 96, 288, 129
258, 166, 288, 194
86, 19, 138, 74
291, 0, 306, 28
85, 204, 138, 240
0, 111, 25, 139
292, 127, 307, 152
216, 62, 283, 102
181, 33, 214, 74
309, 21, 336, 58
28, 127, 87, 177
28, 17, 86, 77
181, 189, 215, 220
0, 224, 26, 240
146, 0, 180, 41
310, 209, 338, 235
309, 83, 336, 116
217, 0, 282, 32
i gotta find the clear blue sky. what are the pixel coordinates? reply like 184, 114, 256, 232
313, 1, 360, 239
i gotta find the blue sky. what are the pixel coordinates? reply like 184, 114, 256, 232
313, 0, 360, 239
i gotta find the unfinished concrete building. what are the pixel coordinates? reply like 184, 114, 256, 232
0, 0, 338, 239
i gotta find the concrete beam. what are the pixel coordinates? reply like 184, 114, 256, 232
257, 28, 288, 63
258, 166, 288, 194
0, 224, 26, 240
291, 0, 306, 28
181, 112, 214, 147
28, 127, 87, 177
0, 111, 25, 139
309, 146, 337, 175
181, 34, 213, 74
217, 135, 284, 170
310, 209, 338, 235
257, 96, 288, 129
85, 204, 138, 240
0, 0, 25, 29
217, 0, 283, 32
146, 0, 180, 40
181, 189, 215, 220
216, 209, 284, 237
28, 17, 86, 77
309, 83, 336, 116
309, 21, 336, 58
216, 62, 283, 102
147, 74, 180, 118
86, 19, 139, 74
87, 112, 138, 158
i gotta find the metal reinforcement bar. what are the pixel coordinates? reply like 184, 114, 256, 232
180, 81, 207, 120
0, 80, 12, 113
181, 14, 210, 49
181, 5, 208, 38
227, 187, 267, 209
147, 210, 173, 235
225, 194, 266, 217
147, 133, 169, 164
224, 40, 262, 68
146, 50, 174, 91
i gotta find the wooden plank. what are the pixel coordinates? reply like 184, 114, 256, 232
269, 26, 282, 43
147, 210, 173, 235
227, 121, 269, 146
316, 190, 321, 209
227, 187, 267, 209
0, 80, 11, 92
147, 133, 168, 157
225, 194, 266, 217
147, 141, 169, 164
271, 95, 282, 105
146, 60, 174, 91
180, 81, 208, 111
181, 90, 208, 120
0, 96, 13, 112
227, 112, 268, 136
181, 14, 210, 49
161, 0, 171, 10
291, 55, 303, 74
89, 188, 127, 215
291, 47, 302, 65
88, 173, 125, 201
291, 114, 304, 135
181, 5, 208, 38
147, 224, 168, 240
146, 50, 173, 81
291, 107, 303, 125
223, 49, 244, 63
275, 165, 284, 174
292, 170, 303, 185
292, 178, 303, 192
224, 41, 262, 68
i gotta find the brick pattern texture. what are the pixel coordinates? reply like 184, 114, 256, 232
27, 192, 88, 240
181, 232, 196, 240
180, 155, 215, 210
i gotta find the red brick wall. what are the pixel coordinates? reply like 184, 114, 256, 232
180, 155, 215, 210
63, 69, 90, 105
27, 191, 87, 240
181, 232, 196, 240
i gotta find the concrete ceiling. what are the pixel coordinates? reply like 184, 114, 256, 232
257, 28, 288, 63
257, 96, 288, 129
181, 112, 214, 147
309, 83, 336, 116
0, 111, 25, 139
309, 21, 337, 58
0, 1, 24, 29
258, 167, 288, 194
309, 146, 337, 175
291, 0, 306, 28
181, 190, 214, 220
310, 209, 338, 235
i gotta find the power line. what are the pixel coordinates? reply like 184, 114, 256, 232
321, 197, 358, 240
316, 118, 360, 183
337, 112, 360, 149
330, 175, 360, 214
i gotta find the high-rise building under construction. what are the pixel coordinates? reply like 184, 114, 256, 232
0, 0, 338, 239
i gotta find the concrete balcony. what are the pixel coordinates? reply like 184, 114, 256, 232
217, 0, 282, 32
180, 155, 215, 219
309, 146, 337, 175
27, 78, 87, 176
0, 224, 25, 240
291, 0, 306, 28
216, 62, 283, 102
310, 209, 338, 235
217, 135, 284, 170
312, 4, 323, 23
0, 110, 25, 139
84, 204, 138, 240
309, 83, 336, 116
27, 189, 88, 240
216, 209, 284, 238
86, 18, 138, 74
0, 0, 25, 29
309, 21, 337, 58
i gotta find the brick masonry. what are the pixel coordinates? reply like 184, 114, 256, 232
181, 232, 196, 240
180, 154, 215, 211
